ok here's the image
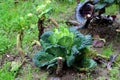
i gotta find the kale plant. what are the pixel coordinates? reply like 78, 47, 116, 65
33, 25, 97, 71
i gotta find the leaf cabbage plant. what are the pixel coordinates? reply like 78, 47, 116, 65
95, 0, 120, 10
33, 25, 97, 71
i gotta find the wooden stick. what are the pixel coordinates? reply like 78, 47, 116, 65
16, 31, 25, 60
48, 18, 59, 27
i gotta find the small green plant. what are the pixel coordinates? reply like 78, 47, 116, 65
0, 0, 38, 55
109, 67, 120, 80
40, 73, 48, 80
33, 25, 97, 71
23, 65, 33, 80
102, 44, 114, 58
35, 0, 52, 39
0, 36, 11, 54
36, 0, 52, 19
0, 62, 15, 80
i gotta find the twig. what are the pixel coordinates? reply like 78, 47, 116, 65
16, 30, 25, 60
94, 52, 120, 68
95, 53, 109, 60
107, 54, 117, 69
32, 40, 41, 47
66, 20, 81, 26
48, 18, 59, 27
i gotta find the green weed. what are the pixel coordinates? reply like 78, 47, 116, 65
105, 4, 118, 15
0, 0, 37, 55
0, 62, 15, 80
101, 44, 114, 58
109, 67, 120, 80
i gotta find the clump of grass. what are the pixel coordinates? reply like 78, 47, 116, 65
109, 67, 120, 79
0, 62, 15, 80
101, 44, 114, 58
105, 4, 118, 15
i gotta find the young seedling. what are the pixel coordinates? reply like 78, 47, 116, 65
36, 1, 52, 39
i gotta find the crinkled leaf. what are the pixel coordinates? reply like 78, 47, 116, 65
79, 35, 92, 49
40, 31, 53, 50
48, 26, 74, 44
71, 45, 80, 56
33, 51, 54, 67
45, 45, 67, 57
74, 32, 92, 50
75, 58, 97, 69
40, 31, 53, 43
58, 36, 73, 50
73, 32, 84, 48
10, 61, 21, 72
104, 0, 114, 4
40, 40, 51, 50
38, 7, 52, 18
47, 64, 56, 70
66, 55, 75, 67
82, 58, 97, 69
95, 3, 107, 9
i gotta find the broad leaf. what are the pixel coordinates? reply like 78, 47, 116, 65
74, 32, 92, 50
38, 7, 52, 18
10, 61, 21, 72
66, 55, 75, 67
104, 0, 114, 4
48, 26, 74, 44
95, 3, 107, 9
33, 51, 54, 67
40, 31, 53, 43
75, 58, 97, 69
58, 36, 73, 50
45, 45, 67, 57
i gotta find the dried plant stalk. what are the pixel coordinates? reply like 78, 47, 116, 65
16, 30, 25, 59
56, 57, 63, 75
38, 19, 44, 40
48, 18, 59, 27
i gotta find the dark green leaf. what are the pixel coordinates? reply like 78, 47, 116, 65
58, 36, 73, 50
33, 51, 54, 67
40, 31, 53, 43
71, 45, 80, 55
104, 0, 114, 4
78, 35, 92, 50
66, 55, 75, 67
74, 32, 92, 50
81, 58, 97, 69
45, 45, 67, 57
74, 58, 97, 69
95, 3, 107, 9
47, 64, 56, 70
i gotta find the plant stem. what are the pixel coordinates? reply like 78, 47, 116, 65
16, 30, 25, 60
38, 18, 44, 40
